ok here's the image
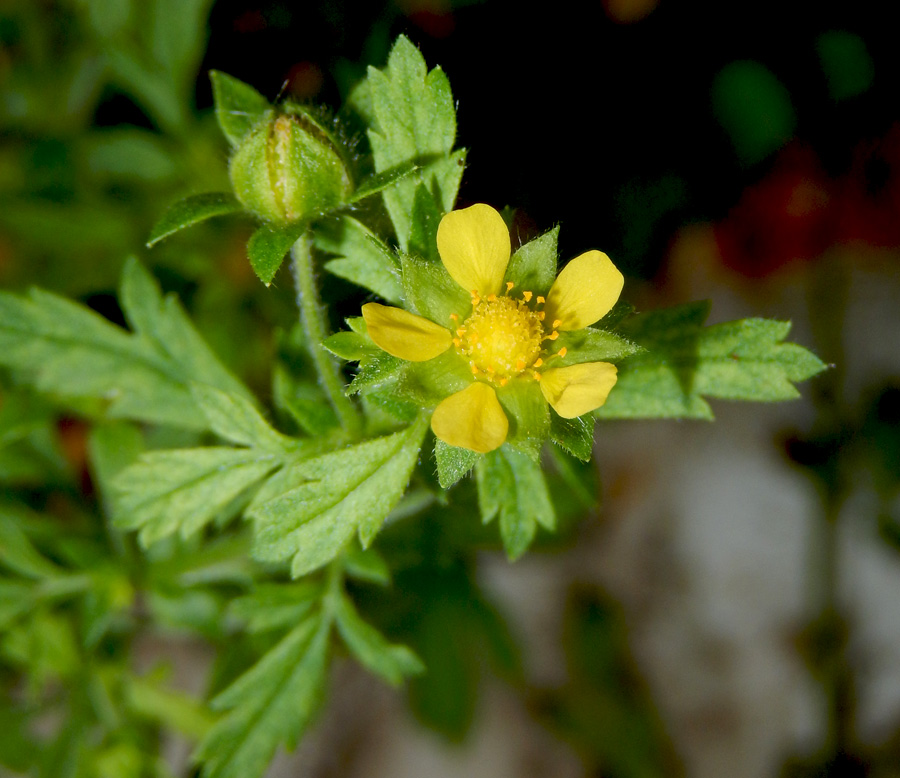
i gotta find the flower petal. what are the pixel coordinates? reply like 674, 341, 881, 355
362, 303, 451, 361
544, 250, 624, 331
539, 362, 618, 418
431, 382, 508, 454
436, 204, 510, 297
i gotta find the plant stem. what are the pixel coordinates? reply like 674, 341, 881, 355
290, 233, 362, 437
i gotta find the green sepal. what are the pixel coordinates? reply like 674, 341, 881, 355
554, 327, 642, 367
549, 412, 595, 462
247, 223, 306, 285
147, 192, 242, 247
407, 182, 444, 262
596, 300, 635, 331
322, 331, 378, 362
210, 70, 271, 148
504, 226, 558, 296
434, 438, 481, 489
316, 215, 403, 304
401, 253, 470, 324
334, 593, 424, 686
348, 351, 406, 396
496, 380, 549, 461
476, 448, 555, 560
396, 350, 471, 408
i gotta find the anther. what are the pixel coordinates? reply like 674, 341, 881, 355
449, 313, 459, 322
533, 358, 543, 368
552, 319, 562, 329
470, 363, 479, 375
544, 331, 559, 341
506, 281, 514, 292
536, 296, 545, 305
516, 358, 526, 371
487, 293, 497, 302
538, 312, 546, 321
533, 371, 542, 381
522, 291, 533, 302
557, 347, 567, 358
499, 378, 508, 387
453, 338, 462, 348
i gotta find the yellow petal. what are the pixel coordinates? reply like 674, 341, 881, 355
544, 250, 624, 331
540, 362, 618, 418
436, 203, 510, 297
362, 303, 451, 361
431, 382, 508, 454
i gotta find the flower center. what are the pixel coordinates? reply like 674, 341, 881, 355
452, 288, 546, 384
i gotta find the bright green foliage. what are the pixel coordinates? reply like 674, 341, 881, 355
210, 70, 271, 148
596, 301, 828, 420
0, 258, 252, 430
504, 226, 559, 296
476, 448, 555, 560
249, 416, 429, 577
317, 215, 404, 304
195, 614, 330, 778
365, 35, 466, 250
246, 223, 307, 285
147, 192, 242, 247
434, 439, 481, 489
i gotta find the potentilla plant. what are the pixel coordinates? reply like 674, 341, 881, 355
0, 35, 825, 778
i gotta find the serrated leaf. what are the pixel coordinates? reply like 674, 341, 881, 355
247, 223, 306, 285
348, 160, 420, 204
505, 227, 559, 296
0, 259, 247, 430
249, 416, 429, 577
210, 70, 272, 148
434, 438, 480, 489
196, 615, 329, 778
366, 35, 464, 250
596, 302, 827, 419
476, 448, 555, 560
147, 192, 242, 246
190, 384, 292, 453
342, 546, 391, 586
335, 593, 424, 686
549, 412, 594, 462
112, 448, 281, 546
317, 215, 403, 303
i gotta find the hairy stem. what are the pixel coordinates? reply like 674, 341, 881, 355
290, 233, 362, 437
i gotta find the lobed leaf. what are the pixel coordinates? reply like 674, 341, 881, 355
249, 416, 429, 578
147, 192, 242, 246
596, 302, 827, 420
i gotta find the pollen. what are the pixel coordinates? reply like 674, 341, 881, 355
455, 294, 543, 381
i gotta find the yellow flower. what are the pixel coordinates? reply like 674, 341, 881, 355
362, 204, 624, 454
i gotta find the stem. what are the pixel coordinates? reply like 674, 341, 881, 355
290, 233, 362, 437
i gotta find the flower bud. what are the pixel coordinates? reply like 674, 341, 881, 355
228, 105, 354, 225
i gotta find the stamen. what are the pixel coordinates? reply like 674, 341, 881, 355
487, 293, 497, 302
516, 358, 526, 371
522, 291, 533, 302
533, 358, 543, 368
552, 319, 562, 329
538, 312, 546, 321
453, 338, 462, 347
499, 377, 508, 387
536, 296, 545, 305
557, 347, 567, 358
533, 371, 541, 381
470, 363, 479, 375
449, 313, 459, 322
506, 281, 514, 292
544, 331, 559, 341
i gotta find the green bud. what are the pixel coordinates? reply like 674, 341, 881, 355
229, 105, 354, 225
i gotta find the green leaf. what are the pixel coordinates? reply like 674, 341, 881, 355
147, 192, 242, 247
316, 215, 403, 303
112, 448, 281, 546
596, 302, 827, 419
496, 380, 549, 460
366, 35, 464, 250
0, 259, 249, 430
190, 384, 293, 454
247, 223, 306, 285
505, 227, 559, 296
196, 615, 329, 778
341, 546, 391, 586
476, 448, 555, 560
549, 412, 595, 462
434, 438, 481, 489
348, 161, 420, 204
335, 593, 424, 686
249, 416, 429, 578
0, 508, 62, 579
210, 70, 272, 148
229, 582, 323, 633
87, 422, 145, 508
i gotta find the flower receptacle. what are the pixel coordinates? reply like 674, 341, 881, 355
228, 104, 354, 225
